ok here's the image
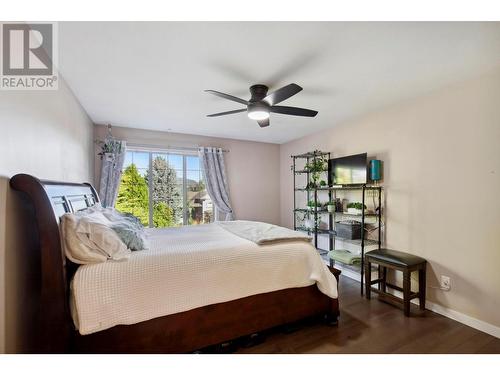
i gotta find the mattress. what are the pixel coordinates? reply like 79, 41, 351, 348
70, 222, 338, 335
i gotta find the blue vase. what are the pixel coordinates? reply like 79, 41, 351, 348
370, 160, 382, 181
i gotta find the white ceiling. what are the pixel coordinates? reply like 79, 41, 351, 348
58, 22, 500, 144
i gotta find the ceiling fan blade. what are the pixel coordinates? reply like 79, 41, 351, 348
207, 108, 247, 117
270, 105, 318, 117
263, 83, 303, 105
205, 90, 248, 105
257, 118, 270, 127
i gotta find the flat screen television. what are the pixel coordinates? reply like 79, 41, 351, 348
330, 153, 367, 185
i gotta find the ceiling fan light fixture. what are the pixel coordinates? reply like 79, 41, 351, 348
248, 109, 270, 121
247, 102, 270, 121
205, 83, 317, 127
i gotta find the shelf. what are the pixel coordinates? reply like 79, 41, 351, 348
295, 227, 379, 246
294, 170, 328, 175
296, 227, 334, 236
292, 227, 376, 249
292, 151, 330, 159
295, 185, 382, 191
328, 258, 362, 268
295, 226, 328, 234
333, 211, 379, 218
294, 187, 327, 191
294, 208, 329, 213
293, 209, 380, 218
334, 237, 379, 246
335, 238, 379, 246
329, 261, 379, 274
317, 185, 382, 191
292, 150, 383, 297
316, 248, 329, 256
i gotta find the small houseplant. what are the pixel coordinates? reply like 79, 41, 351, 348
304, 152, 328, 188
327, 202, 335, 213
346, 202, 367, 215
327, 198, 342, 213
307, 200, 324, 211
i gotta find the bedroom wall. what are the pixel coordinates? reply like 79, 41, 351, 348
280, 67, 500, 331
94, 125, 281, 225
0, 79, 94, 353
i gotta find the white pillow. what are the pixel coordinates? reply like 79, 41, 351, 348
61, 212, 131, 264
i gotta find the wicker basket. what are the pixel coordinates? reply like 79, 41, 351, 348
335, 221, 362, 240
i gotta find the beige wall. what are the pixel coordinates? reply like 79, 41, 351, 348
94, 125, 281, 225
0, 80, 94, 353
280, 67, 500, 328
1, 63, 498, 351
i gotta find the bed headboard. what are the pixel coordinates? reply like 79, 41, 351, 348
9, 173, 100, 353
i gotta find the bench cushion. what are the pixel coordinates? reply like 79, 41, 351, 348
365, 248, 426, 267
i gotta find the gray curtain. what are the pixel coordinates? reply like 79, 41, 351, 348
198, 147, 234, 221
99, 139, 126, 207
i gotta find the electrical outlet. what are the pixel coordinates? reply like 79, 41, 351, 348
440, 275, 451, 290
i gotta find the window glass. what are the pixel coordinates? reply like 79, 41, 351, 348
116, 151, 150, 226
117, 150, 213, 227
186, 155, 200, 170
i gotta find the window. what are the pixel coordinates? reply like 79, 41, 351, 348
116, 149, 213, 227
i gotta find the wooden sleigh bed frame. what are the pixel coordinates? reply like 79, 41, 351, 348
10, 173, 340, 353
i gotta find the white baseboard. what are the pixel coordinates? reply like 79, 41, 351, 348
425, 300, 500, 339
331, 263, 500, 339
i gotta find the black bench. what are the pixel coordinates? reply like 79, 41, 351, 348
365, 248, 427, 316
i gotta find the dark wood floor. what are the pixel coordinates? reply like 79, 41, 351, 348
236, 276, 500, 354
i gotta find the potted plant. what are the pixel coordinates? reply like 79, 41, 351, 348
346, 202, 367, 215
307, 200, 324, 211
327, 202, 335, 213
304, 152, 328, 188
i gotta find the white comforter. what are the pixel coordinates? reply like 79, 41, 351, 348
70, 222, 338, 335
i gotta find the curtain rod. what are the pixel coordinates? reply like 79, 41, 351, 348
126, 143, 229, 153
100, 125, 229, 153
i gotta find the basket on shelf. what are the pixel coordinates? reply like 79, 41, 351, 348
335, 220, 362, 240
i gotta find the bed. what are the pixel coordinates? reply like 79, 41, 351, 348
10, 173, 340, 353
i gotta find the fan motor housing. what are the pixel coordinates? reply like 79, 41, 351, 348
249, 84, 269, 102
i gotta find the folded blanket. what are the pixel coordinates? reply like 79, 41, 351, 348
217, 220, 311, 245
328, 249, 361, 265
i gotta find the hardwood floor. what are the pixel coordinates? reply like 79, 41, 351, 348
235, 276, 500, 354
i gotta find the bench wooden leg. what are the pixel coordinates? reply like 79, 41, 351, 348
381, 266, 387, 293
403, 270, 411, 317
418, 267, 426, 311
377, 265, 381, 290
365, 260, 371, 299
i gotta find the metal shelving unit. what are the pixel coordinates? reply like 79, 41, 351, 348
292, 151, 384, 295
292, 151, 332, 257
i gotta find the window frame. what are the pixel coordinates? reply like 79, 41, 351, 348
123, 146, 208, 228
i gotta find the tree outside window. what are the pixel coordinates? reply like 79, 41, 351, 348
115, 150, 213, 227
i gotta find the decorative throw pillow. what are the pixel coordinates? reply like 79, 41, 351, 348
111, 220, 149, 251
101, 207, 144, 230
121, 212, 143, 227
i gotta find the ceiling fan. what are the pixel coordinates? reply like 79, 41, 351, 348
205, 83, 318, 127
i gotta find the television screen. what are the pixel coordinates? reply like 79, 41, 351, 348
330, 153, 367, 185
